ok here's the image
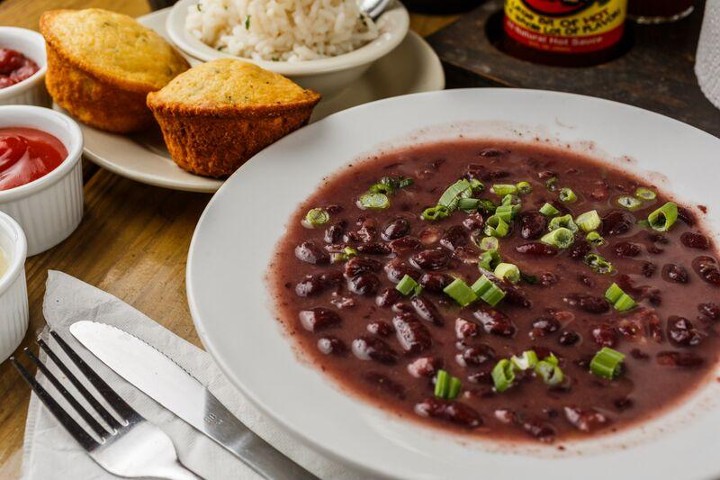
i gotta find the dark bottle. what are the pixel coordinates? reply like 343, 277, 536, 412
403, 0, 487, 14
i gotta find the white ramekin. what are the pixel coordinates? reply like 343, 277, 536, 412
0, 27, 50, 107
0, 106, 84, 256
0, 211, 28, 363
166, 0, 410, 98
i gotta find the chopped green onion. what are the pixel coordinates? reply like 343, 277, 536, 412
358, 192, 390, 210
379, 175, 413, 190
501, 194, 521, 206
471, 275, 493, 296
548, 214, 579, 233
421, 205, 450, 221
590, 347, 625, 380
491, 184, 517, 196
635, 187, 656, 201
540, 227, 575, 249
469, 178, 485, 193
304, 208, 330, 227
495, 205, 516, 222
617, 195, 643, 210
494, 263, 520, 284
605, 283, 625, 304
559, 188, 577, 203
438, 179, 472, 210
510, 350, 538, 371
479, 236, 499, 251
586, 231, 605, 246
614, 294, 637, 312
516, 181, 532, 195
585, 253, 614, 274
492, 359, 515, 392
396, 274, 420, 296
478, 250, 502, 271
434, 369, 449, 398
330, 246, 358, 263
575, 210, 601, 233
457, 197, 480, 212
477, 199, 497, 215
447, 377, 462, 400
545, 177, 558, 192
484, 215, 510, 238
647, 202, 678, 232
479, 283, 505, 307
539, 203, 560, 217
368, 182, 394, 195
443, 278, 478, 307
535, 360, 564, 386
544, 352, 559, 366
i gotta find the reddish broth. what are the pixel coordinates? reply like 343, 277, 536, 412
270, 140, 720, 443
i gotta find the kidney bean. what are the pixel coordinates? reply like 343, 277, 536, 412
389, 236, 422, 253
629, 308, 663, 343
299, 308, 341, 332
591, 323, 618, 347
414, 398, 482, 429
617, 318, 643, 341
667, 316, 704, 346
382, 217, 411, 241
558, 330, 580, 346
613, 241, 642, 257
516, 211, 546, 240
602, 210, 635, 236
540, 272, 559, 287
462, 213, 485, 232
324, 222, 346, 244
439, 225, 468, 251
641, 261, 657, 278
692, 256, 720, 286
411, 296, 445, 326
566, 240, 591, 260
677, 206, 697, 226
393, 312, 432, 353
504, 285, 532, 308
577, 273, 595, 288
410, 249, 450, 270
479, 148, 506, 158
362, 372, 406, 400
630, 348, 650, 360
384, 258, 418, 283
456, 344, 495, 367
494, 408, 517, 424
352, 336, 398, 364
590, 179, 610, 200
455, 317, 481, 340
407, 356, 443, 378
295, 274, 325, 297
468, 369, 494, 385
419, 272, 454, 292
656, 351, 704, 368
516, 242, 559, 256
348, 273, 381, 296
344, 257, 382, 278
317, 335, 348, 355
473, 309, 516, 337
529, 316, 561, 339
698, 302, 720, 321
392, 302, 415, 315
355, 219, 378, 242
564, 407, 609, 433
521, 418, 556, 443
418, 227, 443, 245
564, 294, 610, 314
330, 297, 355, 309
356, 242, 391, 255
662, 263, 689, 284
376, 287, 402, 307
367, 320, 394, 336
295, 241, 330, 265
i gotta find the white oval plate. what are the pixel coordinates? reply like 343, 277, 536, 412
74, 8, 443, 193
187, 89, 720, 479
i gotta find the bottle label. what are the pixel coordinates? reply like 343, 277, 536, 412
504, 0, 626, 55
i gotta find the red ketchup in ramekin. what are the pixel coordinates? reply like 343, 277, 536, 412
0, 127, 67, 191
0, 48, 39, 90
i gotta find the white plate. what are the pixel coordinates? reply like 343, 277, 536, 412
75, 8, 444, 193
187, 89, 720, 479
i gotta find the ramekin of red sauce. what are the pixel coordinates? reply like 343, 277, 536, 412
0, 27, 49, 107
0, 105, 84, 255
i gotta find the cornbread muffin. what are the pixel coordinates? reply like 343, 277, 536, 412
40, 9, 190, 133
147, 59, 321, 177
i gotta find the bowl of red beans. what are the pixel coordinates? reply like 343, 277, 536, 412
0, 27, 50, 107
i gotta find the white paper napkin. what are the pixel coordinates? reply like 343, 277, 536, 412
696, 0, 720, 109
22, 271, 362, 480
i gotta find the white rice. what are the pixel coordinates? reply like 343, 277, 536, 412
186, 0, 380, 62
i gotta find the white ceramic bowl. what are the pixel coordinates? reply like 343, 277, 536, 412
165, 0, 410, 97
0, 211, 28, 363
0, 106, 83, 256
0, 27, 50, 107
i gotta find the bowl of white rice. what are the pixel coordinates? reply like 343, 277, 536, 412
166, 0, 409, 97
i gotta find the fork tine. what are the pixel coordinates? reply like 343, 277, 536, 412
22, 348, 109, 439
12, 356, 100, 451
50, 331, 138, 423
38, 339, 123, 431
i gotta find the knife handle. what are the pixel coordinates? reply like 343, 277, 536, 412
230, 428, 320, 480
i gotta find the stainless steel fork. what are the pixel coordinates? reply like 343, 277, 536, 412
12, 330, 201, 480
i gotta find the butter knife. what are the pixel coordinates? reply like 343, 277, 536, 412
69, 321, 318, 480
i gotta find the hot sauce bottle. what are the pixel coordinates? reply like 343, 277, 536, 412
502, 0, 628, 67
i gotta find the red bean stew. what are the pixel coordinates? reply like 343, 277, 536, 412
270, 140, 720, 443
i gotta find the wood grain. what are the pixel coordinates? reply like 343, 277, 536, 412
0, 1, 448, 478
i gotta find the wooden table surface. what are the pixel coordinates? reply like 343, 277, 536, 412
0, 1, 456, 477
